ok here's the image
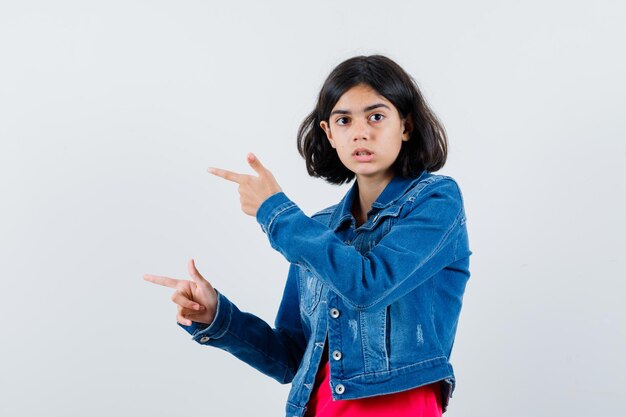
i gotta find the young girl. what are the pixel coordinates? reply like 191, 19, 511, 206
144, 55, 471, 417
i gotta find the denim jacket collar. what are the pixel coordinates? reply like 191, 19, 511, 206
328, 171, 428, 232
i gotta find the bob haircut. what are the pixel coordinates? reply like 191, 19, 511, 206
297, 55, 448, 184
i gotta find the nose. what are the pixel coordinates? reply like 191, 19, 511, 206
352, 118, 370, 141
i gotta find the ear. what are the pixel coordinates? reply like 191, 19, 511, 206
320, 120, 336, 148
401, 117, 413, 142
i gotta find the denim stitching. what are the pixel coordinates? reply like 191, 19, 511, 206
267, 202, 297, 235
211, 299, 233, 339
339, 355, 449, 381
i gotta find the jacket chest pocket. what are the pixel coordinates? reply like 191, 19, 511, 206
298, 268, 323, 315
359, 206, 403, 251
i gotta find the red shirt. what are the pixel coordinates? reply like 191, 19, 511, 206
304, 356, 443, 417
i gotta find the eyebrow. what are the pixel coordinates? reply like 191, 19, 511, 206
330, 103, 391, 117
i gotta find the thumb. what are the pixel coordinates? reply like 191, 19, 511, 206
188, 258, 208, 286
247, 152, 267, 177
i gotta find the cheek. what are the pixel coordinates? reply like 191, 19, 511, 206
387, 141, 404, 161
332, 141, 349, 153
335, 146, 350, 159
334, 146, 353, 163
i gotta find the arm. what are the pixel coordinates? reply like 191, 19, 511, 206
145, 261, 307, 384
256, 178, 468, 311
206, 155, 468, 312
181, 265, 307, 384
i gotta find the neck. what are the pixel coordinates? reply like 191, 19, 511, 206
352, 173, 394, 226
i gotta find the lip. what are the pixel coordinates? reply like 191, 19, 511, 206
352, 148, 374, 162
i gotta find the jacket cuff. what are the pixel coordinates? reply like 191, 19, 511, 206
256, 192, 297, 235
177, 291, 233, 344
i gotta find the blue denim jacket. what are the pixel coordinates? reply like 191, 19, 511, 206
182, 171, 471, 416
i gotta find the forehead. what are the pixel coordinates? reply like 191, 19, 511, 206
332, 84, 393, 110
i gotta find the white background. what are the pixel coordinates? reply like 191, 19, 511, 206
1, 1, 625, 416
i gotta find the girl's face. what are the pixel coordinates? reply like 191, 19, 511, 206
320, 84, 411, 184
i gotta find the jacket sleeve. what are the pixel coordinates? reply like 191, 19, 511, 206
256, 178, 468, 311
179, 264, 307, 384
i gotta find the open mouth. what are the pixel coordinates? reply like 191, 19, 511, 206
353, 148, 374, 162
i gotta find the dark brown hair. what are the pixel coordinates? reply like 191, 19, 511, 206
297, 55, 447, 184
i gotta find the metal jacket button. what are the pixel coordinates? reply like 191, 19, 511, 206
332, 350, 342, 360
330, 308, 340, 318
199, 336, 210, 343
335, 384, 345, 395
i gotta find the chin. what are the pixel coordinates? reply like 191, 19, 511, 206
353, 168, 393, 180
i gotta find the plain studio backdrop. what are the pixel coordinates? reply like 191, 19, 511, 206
1, 1, 624, 416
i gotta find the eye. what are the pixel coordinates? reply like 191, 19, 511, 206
369, 113, 385, 122
335, 116, 350, 126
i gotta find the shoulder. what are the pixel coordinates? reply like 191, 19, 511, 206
311, 204, 339, 223
399, 174, 467, 224
402, 173, 465, 204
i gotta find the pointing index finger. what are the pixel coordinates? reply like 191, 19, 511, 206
207, 167, 245, 184
143, 274, 180, 289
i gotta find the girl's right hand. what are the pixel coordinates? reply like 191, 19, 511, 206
144, 258, 218, 326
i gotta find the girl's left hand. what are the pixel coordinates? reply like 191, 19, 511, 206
208, 153, 282, 217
